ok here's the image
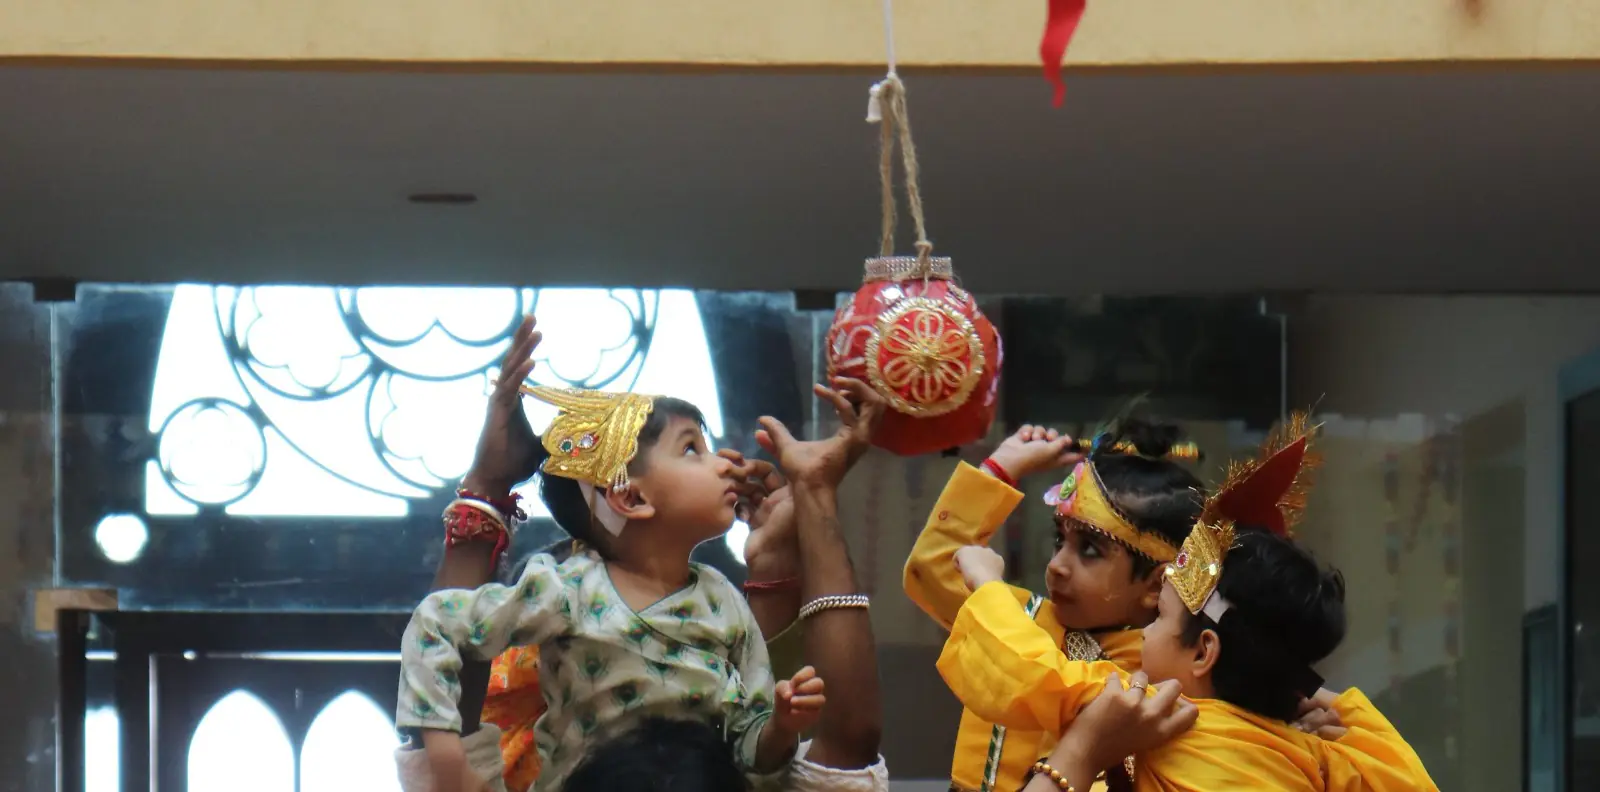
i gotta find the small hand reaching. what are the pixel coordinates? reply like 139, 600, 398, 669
954, 545, 1006, 591
987, 424, 1084, 482
772, 665, 827, 736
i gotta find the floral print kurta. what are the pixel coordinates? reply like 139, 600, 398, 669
398, 552, 777, 791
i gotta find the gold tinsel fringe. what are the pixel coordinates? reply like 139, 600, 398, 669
1206, 410, 1323, 535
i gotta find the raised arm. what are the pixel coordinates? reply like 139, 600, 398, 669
903, 462, 1025, 628
903, 426, 1082, 629
756, 377, 887, 769
439, 314, 547, 734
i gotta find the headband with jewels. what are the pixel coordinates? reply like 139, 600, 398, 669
521, 385, 659, 536
1043, 461, 1180, 564
1166, 411, 1321, 617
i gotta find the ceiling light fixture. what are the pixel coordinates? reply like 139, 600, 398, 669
407, 193, 478, 205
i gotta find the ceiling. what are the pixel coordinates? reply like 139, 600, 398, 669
2, 63, 1598, 295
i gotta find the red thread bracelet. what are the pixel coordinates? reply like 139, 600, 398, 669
456, 487, 526, 522
982, 458, 1019, 489
743, 577, 799, 593
444, 502, 511, 559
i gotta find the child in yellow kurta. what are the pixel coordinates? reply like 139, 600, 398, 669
938, 416, 1438, 791
904, 422, 1205, 792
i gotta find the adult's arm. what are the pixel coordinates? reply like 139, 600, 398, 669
792, 481, 881, 769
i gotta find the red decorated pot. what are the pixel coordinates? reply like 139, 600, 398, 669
826, 256, 1002, 456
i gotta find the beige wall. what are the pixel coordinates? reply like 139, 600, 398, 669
5, 0, 1600, 65
1290, 295, 1600, 792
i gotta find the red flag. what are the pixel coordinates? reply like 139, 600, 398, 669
1040, 0, 1088, 107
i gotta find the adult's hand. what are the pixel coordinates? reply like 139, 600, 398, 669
755, 377, 885, 489
1295, 691, 1348, 740
1038, 671, 1196, 791
462, 315, 543, 496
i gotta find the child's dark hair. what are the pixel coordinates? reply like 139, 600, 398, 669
1092, 417, 1205, 579
1179, 528, 1346, 721
536, 397, 707, 559
565, 717, 748, 792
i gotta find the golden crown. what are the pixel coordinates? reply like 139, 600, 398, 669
520, 386, 658, 490
1166, 411, 1320, 614
1054, 461, 1181, 564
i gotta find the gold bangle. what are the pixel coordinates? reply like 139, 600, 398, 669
1030, 761, 1076, 791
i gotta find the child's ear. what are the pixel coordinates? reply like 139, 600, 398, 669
1191, 628, 1221, 680
605, 483, 655, 522
1138, 564, 1166, 611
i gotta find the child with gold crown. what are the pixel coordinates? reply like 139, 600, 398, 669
937, 414, 1439, 791
396, 379, 836, 791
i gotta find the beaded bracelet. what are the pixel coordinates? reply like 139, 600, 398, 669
798, 594, 870, 620
1029, 760, 1076, 791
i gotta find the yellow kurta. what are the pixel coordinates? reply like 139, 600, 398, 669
904, 462, 1143, 792
939, 582, 1440, 792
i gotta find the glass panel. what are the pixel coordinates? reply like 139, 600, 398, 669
1567, 388, 1600, 789
301, 691, 401, 792
187, 690, 295, 792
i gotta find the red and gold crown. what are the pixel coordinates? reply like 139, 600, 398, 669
1166, 411, 1321, 616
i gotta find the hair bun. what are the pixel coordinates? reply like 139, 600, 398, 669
1106, 417, 1201, 462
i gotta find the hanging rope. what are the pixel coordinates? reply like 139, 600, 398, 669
868, 0, 933, 272
874, 77, 932, 267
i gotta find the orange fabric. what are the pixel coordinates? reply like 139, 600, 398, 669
482, 646, 544, 791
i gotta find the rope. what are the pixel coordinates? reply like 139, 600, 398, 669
874, 77, 932, 269
881, 0, 897, 77
869, 0, 933, 274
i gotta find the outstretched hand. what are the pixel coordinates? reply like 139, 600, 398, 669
464, 315, 544, 495
756, 377, 886, 489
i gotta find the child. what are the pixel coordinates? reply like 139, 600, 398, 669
939, 415, 1438, 790
397, 386, 823, 792
903, 418, 1204, 791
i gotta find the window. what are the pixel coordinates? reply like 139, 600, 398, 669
187, 691, 295, 792
301, 692, 402, 792
145, 285, 723, 521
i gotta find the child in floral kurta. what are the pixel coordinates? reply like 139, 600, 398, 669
399, 550, 775, 790
398, 386, 819, 792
